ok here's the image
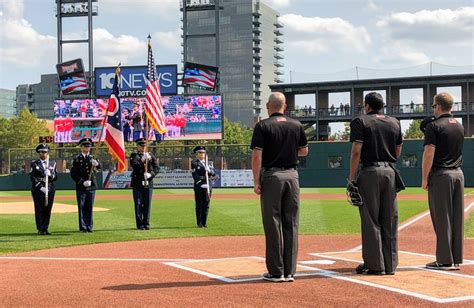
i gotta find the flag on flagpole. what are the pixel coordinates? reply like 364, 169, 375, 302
104, 65, 127, 173
145, 38, 167, 134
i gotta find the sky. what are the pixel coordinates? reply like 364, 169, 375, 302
0, 0, 472, 130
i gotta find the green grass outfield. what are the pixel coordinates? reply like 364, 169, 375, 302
0, 188, 473, 254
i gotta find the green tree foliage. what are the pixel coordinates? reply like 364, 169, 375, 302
222, 117, 253, 144
330, 122, 351, 141
404, 119, 424, 139
0, 107, 51, 149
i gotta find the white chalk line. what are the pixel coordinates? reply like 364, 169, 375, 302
0, 256, 189, 262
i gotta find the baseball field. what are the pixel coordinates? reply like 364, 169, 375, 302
1, 187, 473, 306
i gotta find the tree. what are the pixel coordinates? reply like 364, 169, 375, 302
330, 122, 351, 141
0, 107, 51, 150
404, 119, 424, 139
222, 117, 253, 144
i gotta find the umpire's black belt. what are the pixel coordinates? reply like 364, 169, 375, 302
263, 167, 296, 171
431, 166, 460, 172
362, 162, 392, 168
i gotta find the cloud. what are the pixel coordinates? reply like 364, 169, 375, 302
92, 28, 147, 66
366, 0, 381, 12
0, 12, 56, 67
262, 0, 293, 8
377, 7, 474, 44
152, 29, 182, 52
0, 0, 23, 20
375, 43, 430, 66
280, 13, 371, 54
100, 0, 179, 19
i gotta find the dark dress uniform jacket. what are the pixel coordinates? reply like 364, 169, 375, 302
30, 159, 58, 191
191, 159, 215, 189
130, 152, 160, 188
70, 154, 101, 190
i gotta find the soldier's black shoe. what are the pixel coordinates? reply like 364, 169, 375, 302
202, 224, 207, 228
355, 264, 368, 274
80, 230, 87, 233
37, 231, 45, 235
365, 270, 385, 275
197, 224, 202, 228
87, 230, 93, 233
144, 226, 150, 230
44, 231, 51, 235
138, 226, 145, 230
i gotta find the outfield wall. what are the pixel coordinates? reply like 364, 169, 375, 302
300, 138, 474, 187
0, 139, 472, 190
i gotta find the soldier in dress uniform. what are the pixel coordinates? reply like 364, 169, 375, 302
191, 146, 216, 228
30, 143, 57, 235
70, 138, 101, 232
129, 138, 160, 230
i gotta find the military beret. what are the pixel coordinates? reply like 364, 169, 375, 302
36, 143, 49, 153
420, 116, 436, 134
193, 146, 206, 153
136, 137, 147, 146
78, 138, 93, 147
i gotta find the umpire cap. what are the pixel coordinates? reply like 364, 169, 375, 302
35, 143, 49, 153
420, 116, 436, 134
193, 146, 206, 153
78, 138, 93, 147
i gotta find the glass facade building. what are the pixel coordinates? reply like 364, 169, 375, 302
0, 89, 16, 118
16, 74, 59, 119
183, 0, 283, 126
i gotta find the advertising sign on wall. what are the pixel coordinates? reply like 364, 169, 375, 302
102, 170, 253, 188
95, 65, 178, 97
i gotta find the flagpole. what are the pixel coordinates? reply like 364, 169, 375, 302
88, 64, 120, 180
143, 35, 152, 188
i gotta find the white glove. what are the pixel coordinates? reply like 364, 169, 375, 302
144, 172, 152, 180
40, 187, 47, 194
91, 159, 99, 167
44, 169, 51, 176
201, 184, 209, 189
142, 152, 151, 161
83, 180, 92, 187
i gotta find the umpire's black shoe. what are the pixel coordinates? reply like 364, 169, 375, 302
426, 261, 458, 271
365, 270, 385, 275
355, 263, 368, 274
262, 273, 285, 282
284, 275, 295, 282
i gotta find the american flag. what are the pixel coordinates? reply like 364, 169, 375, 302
145, 39, 167, 134
183, 64, 217, 90
104, 66, 127, 173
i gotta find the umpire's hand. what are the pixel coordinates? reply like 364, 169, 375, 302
253, 183, 261, 195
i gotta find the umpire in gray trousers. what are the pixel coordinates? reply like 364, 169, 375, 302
349, 92, 403, 275
251, 92, 308, 282
422, 92, 464, 270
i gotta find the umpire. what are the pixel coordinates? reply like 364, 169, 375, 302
349, 92, 403, 275
70, 138, 101, 233
251, 92, 308, 282
191, 146, 216, 228
422, 92, 464, 270
130, 137, 159, 230
30, 143, 57, 235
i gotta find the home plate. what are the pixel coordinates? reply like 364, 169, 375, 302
300, 260, 335, 265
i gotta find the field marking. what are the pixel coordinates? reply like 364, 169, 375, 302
309, 251, 474, 267
0, 256, 189, 262
164, 257, 324, 283
465, 202, 474, 213
295, 264, 474, 304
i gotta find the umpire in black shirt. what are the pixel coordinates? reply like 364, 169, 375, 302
251, 92, 308, 282
130, 137, 160, 230
422, 92, 464, 270
349, 92, 403, 275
